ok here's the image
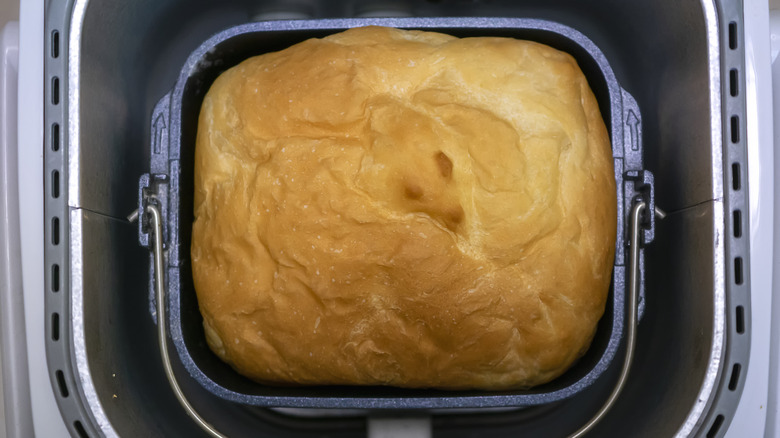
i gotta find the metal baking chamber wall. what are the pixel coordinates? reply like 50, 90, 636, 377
45, 0, 750, 437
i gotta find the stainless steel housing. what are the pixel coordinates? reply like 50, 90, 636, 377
44, 0, 751, 437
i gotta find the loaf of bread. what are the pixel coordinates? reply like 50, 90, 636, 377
191, 26, 616, 390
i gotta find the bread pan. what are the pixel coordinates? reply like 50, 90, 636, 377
134, 17, 655, 409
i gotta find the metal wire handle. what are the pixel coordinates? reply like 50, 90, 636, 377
568, 200, 647, 438
136, 199, 653, 438
144, 204, 228, 438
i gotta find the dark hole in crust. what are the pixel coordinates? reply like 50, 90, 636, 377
435, 151, 453, 179
447, 205, 465, 226
404, 182, 424, 199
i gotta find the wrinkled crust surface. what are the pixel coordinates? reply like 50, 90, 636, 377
191, 26, 617, 390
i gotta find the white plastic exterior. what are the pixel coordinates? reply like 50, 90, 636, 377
0, 19, 28, 438
765, 3, 780, 437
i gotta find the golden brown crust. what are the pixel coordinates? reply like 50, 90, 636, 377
191, 26, 616, 390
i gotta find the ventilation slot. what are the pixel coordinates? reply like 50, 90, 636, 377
51, 77, 60, 105
731, 163, 741, 190
728, 363, 741, 391
52, 170, 60, 199
728, 21, 737, 50
74, 421, 89, 438
52, 313, 60, 341
55, 370, 69, 397
734, 257, 743, 285
51, 30, 60, 58
730, 116, 739, 143
729, 69, 738, 97
52, 217, 60, 245
733, 210, 741, 238
736, 305, 745, 334
51, 123, 60, 151
707, 415, 725, 438
52, 264, 60, 292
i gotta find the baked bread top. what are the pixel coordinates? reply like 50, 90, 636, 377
191, 26, 617, 390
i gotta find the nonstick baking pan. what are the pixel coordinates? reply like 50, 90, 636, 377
135, 17, 656, 409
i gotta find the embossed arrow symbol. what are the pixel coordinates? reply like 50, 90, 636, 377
626, 110, 639, 151
153, 113, 166, 155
